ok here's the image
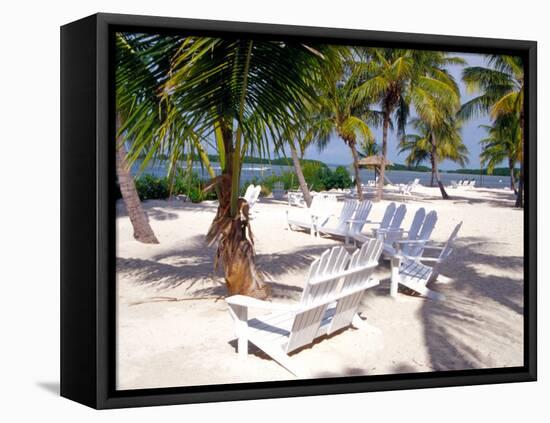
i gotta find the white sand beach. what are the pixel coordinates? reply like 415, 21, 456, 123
115, 186, 524, 390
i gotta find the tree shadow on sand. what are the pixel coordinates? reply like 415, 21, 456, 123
117, 235, 332, 301
419, 235, 524, 371
446, 188, 519, 208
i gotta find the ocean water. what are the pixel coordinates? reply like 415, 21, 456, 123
131, 161, 511, 189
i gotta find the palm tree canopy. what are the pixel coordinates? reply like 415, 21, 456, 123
460, 55, 523, 121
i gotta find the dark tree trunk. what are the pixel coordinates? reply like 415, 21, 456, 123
289, 140, 312, 207
377, 113, 390, 200
431, 136, 449, 199
509, 158, 518, 195
115, 114, 159, 244
349, 140, 364, 201
515, 111, 524, 208
206, 122, 270, 299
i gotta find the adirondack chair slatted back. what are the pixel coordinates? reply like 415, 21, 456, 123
407, 208, 426, 240
243, 184, 255, 201
300, 247, 349, 305
310, 194, 338, 226
348, 200, 373, 236
332, 200, 358, 233
379, 203, 396, 231
288, 247, 350, 353
391, 204, 407, 230
404, 210, 438, 257
328, 239, 383, 335
439, 221, 462, 261
251, 186, 261, 204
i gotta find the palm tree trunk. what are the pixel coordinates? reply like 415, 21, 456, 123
431, 135, 449, 199
515, 111, 524, 208
289, 140, 312, 207
509, 158, 518, 194
115, 115, 159, 244
349, 140, 364, 201
377, 113, 390, 200
206, 115, 270, 299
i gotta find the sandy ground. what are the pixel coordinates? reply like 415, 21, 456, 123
115, 185, 524, 390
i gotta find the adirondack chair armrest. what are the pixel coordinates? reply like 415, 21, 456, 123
346, 219, 366, 223
418, 256, 445, 263
392, 254, 429, 262
225, 295, 296, 312
375, 228, 404, 234
422, 244, 445, 251
393, 239, 429, 245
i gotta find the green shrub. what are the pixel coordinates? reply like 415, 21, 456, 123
135, 174, 170, 200
133, 172, 216, 202
240, 163, 352, 196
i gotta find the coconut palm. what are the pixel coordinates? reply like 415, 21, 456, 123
400, 117, 468, 196
308, 59, 379, 200
118, 35, 336, 298
460, 55, 524, 206
479, 114, 521, 193
115, 33, 173, 244
353, 49, 465, 199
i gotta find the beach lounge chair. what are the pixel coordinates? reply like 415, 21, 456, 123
272, 181, 285, 200
389, 222, 462, 300
225, 239, 383, 377
317, 200, 373, 244
286, 194, 337, 236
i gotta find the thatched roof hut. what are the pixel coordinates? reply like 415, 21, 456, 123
358, 155, 392, 168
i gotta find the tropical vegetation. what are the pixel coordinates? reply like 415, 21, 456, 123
460, 55, 524, 206
115, 32, 525, 298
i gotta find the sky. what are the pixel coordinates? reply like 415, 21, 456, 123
287, 52, 491, 171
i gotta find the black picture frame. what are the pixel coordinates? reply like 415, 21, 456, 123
60, 12, 537, 409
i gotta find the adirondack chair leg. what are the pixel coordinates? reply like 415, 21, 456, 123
352, 314, 382, 335
401, 280, 445, 301
252, 339, 309, 378
433, 274, 453, 284
390, 257, 400, 298
227, 304, 249, 359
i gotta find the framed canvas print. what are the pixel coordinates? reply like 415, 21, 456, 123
60, 13, 537, 409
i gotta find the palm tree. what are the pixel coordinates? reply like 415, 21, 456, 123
479, 114, 521, 193
460, 55, 524, 206
114, 33, 169, 244
309, 59, 378, 200
353, 49, 465, 199
119, 36, 335, 298
400, 118, 468, 197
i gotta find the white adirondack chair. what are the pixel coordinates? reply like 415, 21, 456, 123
225, 239, 383, 377
241, 184, 261, 209
272, 181, 285, 200
242, 184, 255, 201
373, 203, 407, 240
286, 194, 337, 236
389, 222, 462, 300
317, 200, 373, 244
382, 208, 438, 259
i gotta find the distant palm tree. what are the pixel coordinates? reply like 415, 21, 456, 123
119, 35, 336, 298
461, 55, 524, 206
479, 114, 521, 193
400, 118, 468, 197
353, 49, 464, 199
310, 58, 379, 200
